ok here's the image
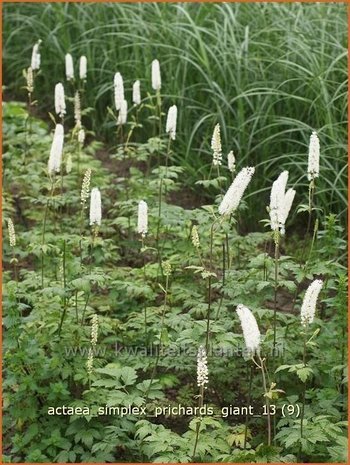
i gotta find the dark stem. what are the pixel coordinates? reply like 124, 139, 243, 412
272, 237, 279, 370
41, 179, 55, 288
298, 328, 308, 460
144, 273, 169, 403
192, 384, 205, 461
141, 237, 148, 340
205, 221, 216, 352
57, 240, 67, 337
259, 356, 271, 446
243, 364, 253, 449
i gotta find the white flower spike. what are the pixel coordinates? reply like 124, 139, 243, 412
26, 67, 34, 93
137, 200, 148, 237
74, 91, 81, 126
151, 59, 161, 90
211, 124, 222, 166
54, 83, 66, 118
308, 131, 320, 181
8, 219, 16, 247
91, 314, 98, 346
114, 72, 124, 111
166, 105, 177, 140
227, 151, 236, 173
197, 345, 209, 388
79, 55, 87, 80
117, 99, 128, 125
81, 168, 92, 206
133, 80, 141, 105
65, 53, 74, 81
280, 188, 296, 235
236, 304, 261, 357
78, 128, 85, 145
31, 40, 41, 71
300, 279, 323, 327
269, 171, 295, 235
48, 124, 64, 175
90, 187, 102, 226
219, 167, 255, 216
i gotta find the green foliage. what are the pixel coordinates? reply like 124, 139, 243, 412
3, 2, 347, 229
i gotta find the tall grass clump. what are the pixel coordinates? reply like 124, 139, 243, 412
3, 2, 347, 230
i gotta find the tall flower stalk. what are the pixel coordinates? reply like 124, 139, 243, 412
80, 188, 102, 326
23, 66, 34, 162
57, 239, 68, 337
26, 39, 41, 153
86, 314, 99, 388
156, 106, 177, 266
138, 200, 149, 338
192, 345, 209, 460
204, 167, 255, 352
292, 133, 320, 312
299, 279, 323, 457
8, 219, 18, 282
268, 171, 295, 368
301, 131, 320, 260
211, 123, 222, 180
236, 304, 272, 445
42, 124, 64, 287
144, 261, 171, 403
80, 168, 92, 262
77, 128, 85, 176
151, 59, 162, 136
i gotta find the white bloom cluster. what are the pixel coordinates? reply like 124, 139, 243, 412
197, 345, 209, 388
211, 124, 222, 166
65, 53, 74, 80
308, 131, 320, 181
78, 128, 85, 145
269, 171, 296, 235
114, 72, 124, 111
117, 99, 128, 125
227, 151, 235, 173
91, 314, 99, 346
218, 167, 255, 216
26, 67, 34, 93
86, 347, 94, 375
90, 187, 102, 226
166, 105, 177, 140
133, 80, 141, 105
191, 225, 200, 249
137, 200, 148, 237
74, 91, 81, 126
236, 304, 261, 357
79, 55, 87, 80
54, 83, 66, 118
152, 59, 161, 90
8, 219, 16, 247
81, 168, 92, 206
48, 124, 64, 175
162, 261, 172, 277
31, 40, 41, 71
300, 279, 323, 327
